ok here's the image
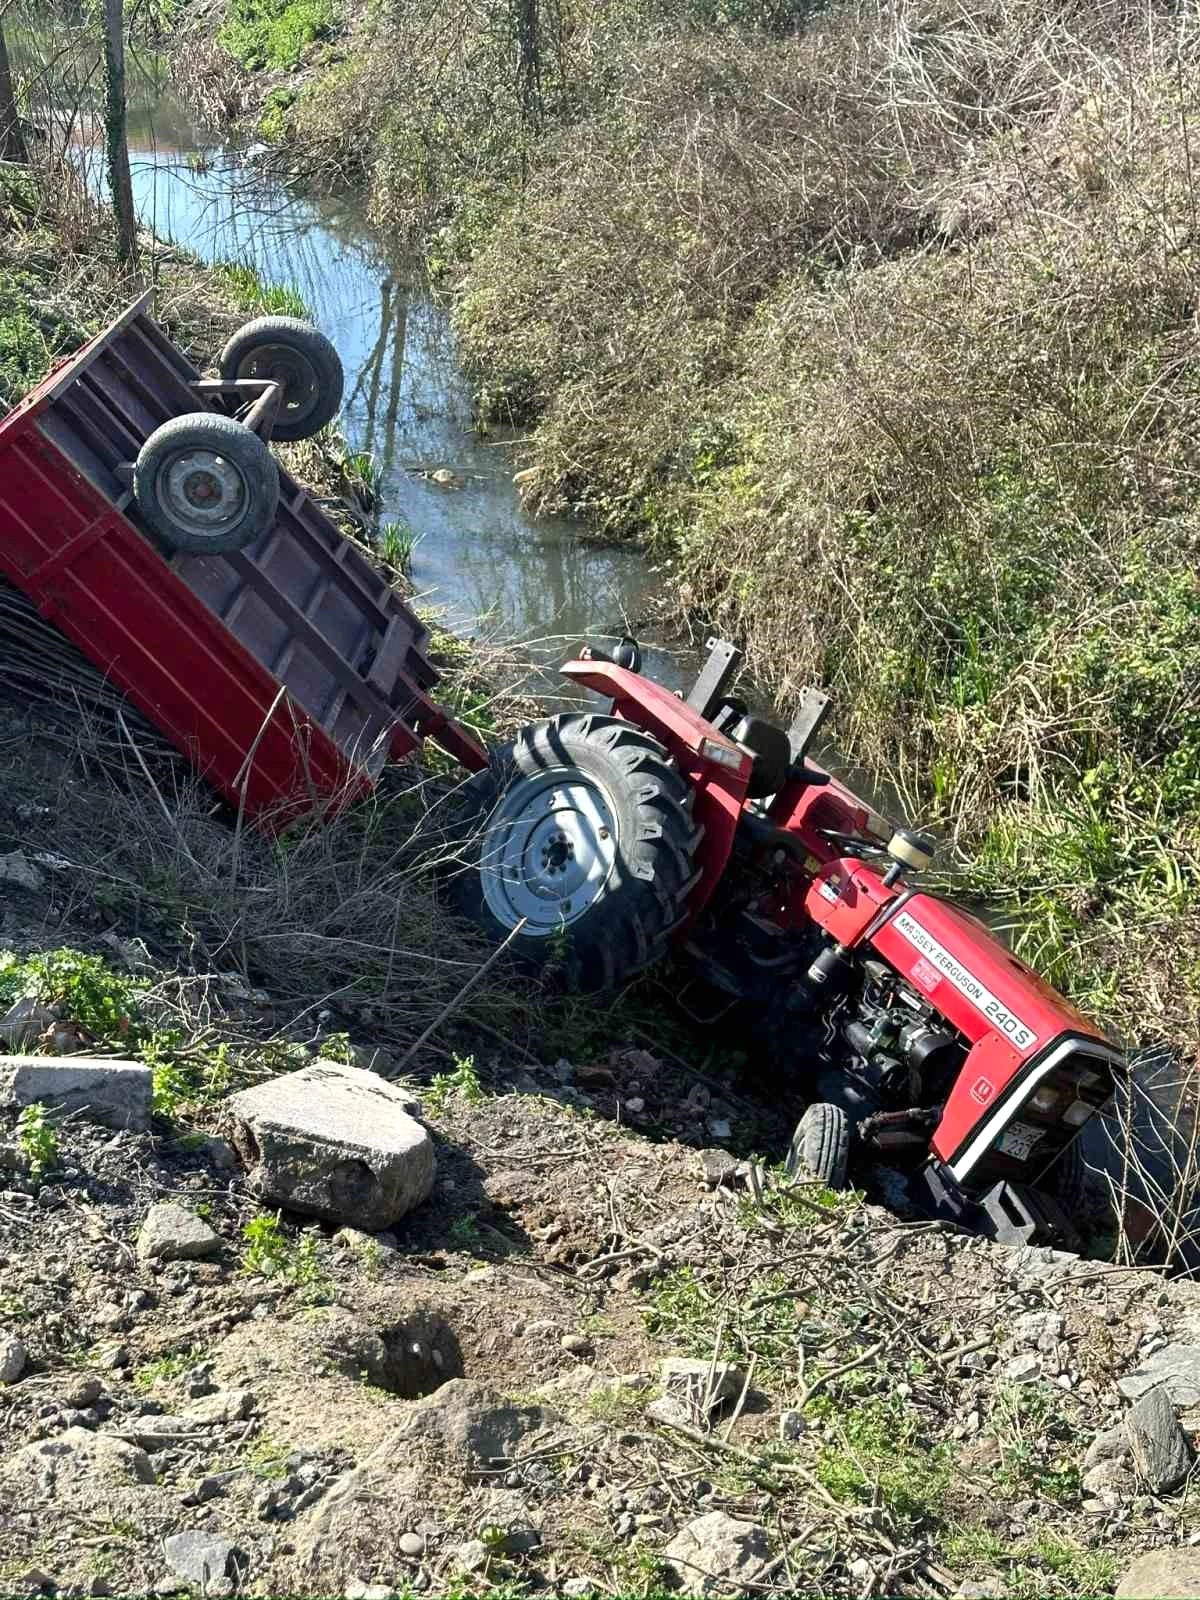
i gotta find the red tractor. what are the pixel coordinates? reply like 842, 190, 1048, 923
451, 637, 1123, 1247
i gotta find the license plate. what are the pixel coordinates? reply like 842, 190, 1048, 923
997, 1121, 1044, 1162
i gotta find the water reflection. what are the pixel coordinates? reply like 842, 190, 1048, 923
18, 19, 689, 684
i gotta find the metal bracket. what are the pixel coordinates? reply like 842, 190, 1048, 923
190, 377, 283, 442
686, 636, 743, 720
788, 687, 831, 765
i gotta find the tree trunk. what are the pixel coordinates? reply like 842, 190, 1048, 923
102, 0, 138, 266
0, 25, 27, 165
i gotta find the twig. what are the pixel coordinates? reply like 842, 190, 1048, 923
389, 917, 528, 1076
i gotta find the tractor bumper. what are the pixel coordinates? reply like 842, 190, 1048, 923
915, 1159, 1080, 1250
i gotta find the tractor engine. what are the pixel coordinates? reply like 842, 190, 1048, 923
836, 960, 965, 1118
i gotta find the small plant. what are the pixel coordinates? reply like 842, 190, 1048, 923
378, 519, 421, 574
134, 1347, 202, 1392
0, 948, 143, 1041
448, 1213, 485, 1253
587, 1383, 647, 1424
426, 1054, 485, 1115
241, 1213, 329, 1302
16, 1103, 57, 1182
246, 1436, 291, 1479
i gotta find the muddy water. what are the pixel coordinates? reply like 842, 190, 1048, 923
20, 28, 692, 690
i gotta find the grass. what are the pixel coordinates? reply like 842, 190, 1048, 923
133, 1346, 203, 1392
211, 262, 311, 321
241, 1212, 329, 1300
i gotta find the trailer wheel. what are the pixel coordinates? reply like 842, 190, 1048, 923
219, 316, 344, 442
133, 412, 279, 555
786, 1102, 850, 1190
446, 713, 701, 992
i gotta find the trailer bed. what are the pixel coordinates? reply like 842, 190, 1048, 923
0, 296, 483, 819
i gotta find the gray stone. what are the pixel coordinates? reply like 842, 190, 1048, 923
1011, 1311, 1063, 1352
1117, 1549, 1200, 1598
1084, 1424, 1128, 1469
1002, 1353, 1042, 1384
398, 1379, 550, 1463
162, 1532, 237, 1597
0, 1333, 26, 1384
226, 1060, 435, 1230
663, 1512, 771, 1595
706, 1117, 732, 1141
184, 1388, 255, 1425
137, 1202, 221, 1262
452, 1540, 491, 1575
397, 1533, 425, 1558
0, 852, 43, 893
3, 1427, 154, 1497
203, 1136, 239, 1172
344, 1584, 395, 1600
1082, 1459, 1133, 1497
0, 1056, 151, 1131
562, 1582, 598, 1599
649, 1357, 746, 1428
0, 998, 54, 1051
779, 1409, 807, 1441
1120, 1345, 1200, 1408
698, 1148, 742, 1188
561, 1334, 593, 1358
1127, 1386, 1193, 1494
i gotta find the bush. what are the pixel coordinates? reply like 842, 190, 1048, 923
219, 0, 338, 71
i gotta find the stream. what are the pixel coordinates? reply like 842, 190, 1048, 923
23, 32, 692, 689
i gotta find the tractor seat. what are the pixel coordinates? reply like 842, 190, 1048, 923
729, 714, 793, 798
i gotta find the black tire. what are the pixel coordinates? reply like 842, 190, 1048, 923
786, 1102, 850, 1189
445, 713, 702, 992
219, 316, 344, 442
133, 412, 279, 555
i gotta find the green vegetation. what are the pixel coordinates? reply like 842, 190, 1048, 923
211, 262, 311, 320
987, 1385, 1083, 1504
0, 947, 143, 1040
811, 1393, 952, 1532
425, 1053, 486, 1115
133, 1347, 203, 1392
218, 0, 338, 71
15, 1102, 57, 1183
241, 1212, 329, 1299
379, 518, 420, 575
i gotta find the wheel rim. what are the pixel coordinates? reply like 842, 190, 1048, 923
237, 344, 321, 427
480, 769, 618, 935
157, 448, 250, 539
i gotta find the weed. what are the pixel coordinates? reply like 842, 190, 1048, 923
241, 1213, 329, 1301
586, 1383, 647, 1424
0, 948, 143, 1041
812, 1394, 952, 1532
245, 1436, 292, 1479
134, 1347, 202, 1392
219, 0, 337, 71
379, 518, 420, 574
212, 262, 311, 320
426, 1054, 485, 1115
16, 1103, 57, 1183
988, 1387, 1082, 1504
447, 1213, 485, 1253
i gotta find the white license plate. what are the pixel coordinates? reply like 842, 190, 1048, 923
997, 1121, 1044, 1162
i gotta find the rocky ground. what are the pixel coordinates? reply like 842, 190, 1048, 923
3, 953, 1200, 1600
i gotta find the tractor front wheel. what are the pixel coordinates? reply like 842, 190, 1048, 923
446, 713, 700, 992
786, 1102, 850, 1190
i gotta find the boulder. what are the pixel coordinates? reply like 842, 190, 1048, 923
4, 1427, 154, 1498
663, 1512, 771, 1595
137, 1202, 221, 1262
0, 998, 55, 1051
163, 1531, 238, 1597
0, 851, 43, 892
1120, 1345, 1200, 1408
397, 1379, 550, 1463
0, 1055, 151, 1131
1126, 1385, 1193, 1494
1117, 1549, 1200, 1598
225, 1060, 435, 1230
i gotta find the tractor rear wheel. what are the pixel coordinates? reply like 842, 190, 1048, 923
786, 1102, 850, 1190
446, 713, 700, 992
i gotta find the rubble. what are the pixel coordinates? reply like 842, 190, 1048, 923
663, 1512, 771, 1595
0, 1055, 151, 1130
137, 1202, 222, 1262
1126, 1385, 1193, 1494
226, 1060, 435, 1230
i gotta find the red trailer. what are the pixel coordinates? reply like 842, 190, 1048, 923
0, 294, 486, 821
